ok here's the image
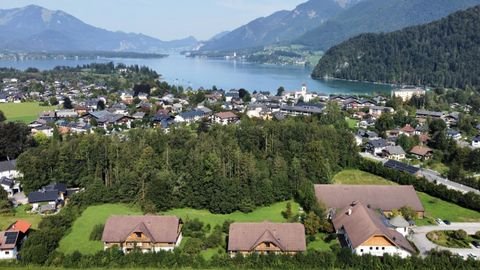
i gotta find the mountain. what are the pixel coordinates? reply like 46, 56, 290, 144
296, 0, 480, 51
311, 5, 480, 89
0, 5, 198, 52
200, 0, 362, 52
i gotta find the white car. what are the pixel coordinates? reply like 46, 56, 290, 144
435, 218, 445, 225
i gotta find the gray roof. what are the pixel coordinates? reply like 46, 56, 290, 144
416, 110, 443, 118
384, 146, 405, 156
0, 177, 14, 188
280, 104, 325, 114
0, 160, 16, 173
28, 190, 59, 203
367, 139, 388, 148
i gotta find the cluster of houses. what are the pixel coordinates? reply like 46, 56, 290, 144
96, 184, 423, 258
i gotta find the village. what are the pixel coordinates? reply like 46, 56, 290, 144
1, 67, 480, 264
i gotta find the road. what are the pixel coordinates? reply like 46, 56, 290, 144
359, 152, 480, 195
411, 223, 480, 259
419, 169, 480, 195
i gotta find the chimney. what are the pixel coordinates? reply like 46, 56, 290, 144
347, 208, 352, 216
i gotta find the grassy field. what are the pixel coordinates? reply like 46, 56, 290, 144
162, 200, 300, 228
345, 117, 358, 129
0, 204, 43, 231
0, 102, 56, 123
307, 233, 338, 251
58, 201, 300, 255
332, 169, 396, 185
58, 204, 142, 255
333, 169, 480, 224
418, 192, 480, 223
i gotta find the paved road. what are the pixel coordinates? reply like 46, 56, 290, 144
419, 169, 480, 195
411, 223, 480, 259
359, 152, 480, 195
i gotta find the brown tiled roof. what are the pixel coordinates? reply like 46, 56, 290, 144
314, 185, 424, 212
228, 222, 306, 252
400, 124, 415, 133
333, 202, 415, 253
102, 216, 180, 243
409, 146, 433, 157
215, 111, 238, 119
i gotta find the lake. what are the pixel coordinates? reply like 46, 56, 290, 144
0, 54, 392, 95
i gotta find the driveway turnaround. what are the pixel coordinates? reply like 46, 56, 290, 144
411, 223, 480, 259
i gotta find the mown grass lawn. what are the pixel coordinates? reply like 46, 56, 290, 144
0, 102, 57, 123
58, 204, 142, 255
307, 233, 338, 251
418, 192, 480, 222
162, 200, 300, 228
0, 204, 43, 231
332, 169, 396, 185
58, 201, 299, 255
333, 169, 480, 224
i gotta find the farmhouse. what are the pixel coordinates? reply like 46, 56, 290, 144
212, 111, 239, 125
332, 202, 414, 258
228, 222, 306, 257
382, 146, 406, 160
102, 215, 183, 253
314, 184, 424, 218
409, 146, 433, 160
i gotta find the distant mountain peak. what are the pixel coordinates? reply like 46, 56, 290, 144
201, 0, 359, 52
0, 5, 198, 52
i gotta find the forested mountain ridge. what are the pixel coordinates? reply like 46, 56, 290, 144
296, 0, 480, 51
311, 5, 480, 89
200, 0, 362, 52
0, 5, 197, 52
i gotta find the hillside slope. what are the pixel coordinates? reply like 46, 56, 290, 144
311, 5, 480, 89
296, 0, 480, 51
201, 0, 361, 51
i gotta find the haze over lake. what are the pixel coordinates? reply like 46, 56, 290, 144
0, 54, 392, 95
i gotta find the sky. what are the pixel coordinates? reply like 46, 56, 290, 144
0, 0, 306, 41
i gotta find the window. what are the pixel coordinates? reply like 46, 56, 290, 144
360, 249, 363, 252
382, 247, 385, 250
266, 243, 271, 248
370, 247, 373, 250
135, 232, 142, 238
5, 251, 9, 255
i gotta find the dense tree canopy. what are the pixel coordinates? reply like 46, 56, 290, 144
312, 5, 480, 89
17, 117, 357, 214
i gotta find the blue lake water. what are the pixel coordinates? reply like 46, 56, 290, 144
0, 54, 392, 95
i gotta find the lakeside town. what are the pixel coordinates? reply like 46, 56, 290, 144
0, 63, 479, 268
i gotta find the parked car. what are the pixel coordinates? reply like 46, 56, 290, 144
443, 219, 451, 225
472, 241, 480, 248
435, 218, 444, 225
